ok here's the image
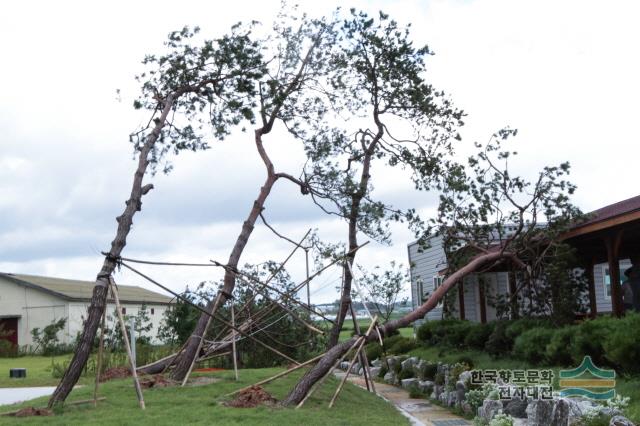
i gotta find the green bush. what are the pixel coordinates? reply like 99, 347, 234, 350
455, 355, 475, 369
378, 365, 388, 378
513, 327, 554, 365
388, 337, 419, 354
398, 369, 414, 380
545, 325, 576, 366
416, 319, 467, 345
365, 342, 383, 361
505, 318, 551, 340
603, 312, 640, 373
422, 363, 438, 380
435, 372, 445, 386
571, 316, 618, 366
464, 322, 496, 350
485, 321, 513, 358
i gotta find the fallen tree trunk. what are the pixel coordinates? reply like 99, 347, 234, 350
283, 249, 524, 405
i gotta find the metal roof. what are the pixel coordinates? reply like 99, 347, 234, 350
575, 194, 640, 228
0, 272, 174, 305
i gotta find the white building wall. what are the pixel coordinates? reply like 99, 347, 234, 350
408, 236, 447, 323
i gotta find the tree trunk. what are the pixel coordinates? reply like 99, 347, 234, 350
48, 96, 175, 407
283, 249, 523, 406
170, 129, 277, 381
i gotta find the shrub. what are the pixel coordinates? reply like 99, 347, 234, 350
455, 355, 475, 369
489, 413, 514, 426
464, 322, 496, 350
513, 327, 554, 365
505, 318, 551, 341
388, 337, 418, 354
571, 316, 617, 366
378, 365, 388, 378
435, 372, 445, 386
603, 313, 640, 373
416, 319, 467, 345
467, 383, 498, 413
365, 342, 383, 362
398, 369, 414, 380
422, 363, 438, 380
485, 321, 513, 358
545, 325, 576, 366
408, 384, 426, 398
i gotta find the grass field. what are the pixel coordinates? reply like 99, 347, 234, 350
408, 345, 640, 423
0, 355, 94, 388
0, 365, 408, 425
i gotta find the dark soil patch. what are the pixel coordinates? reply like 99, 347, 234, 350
225, 386, 277, 408
140, 374, 174, 389
12, 407, 53, 417
100, 366, 131, 382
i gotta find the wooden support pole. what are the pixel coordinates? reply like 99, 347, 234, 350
457, 281, 465, 320
586, 258, 597, 318
108, 279, 145, 410
93, 306, 106, 406
231, 299, 239, 381
328, 316, 378, 408
605, 230, 624, 317
226, 353, 325, 397
349, 303, 375, 394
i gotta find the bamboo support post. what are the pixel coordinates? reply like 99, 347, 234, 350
225, 353, 325, 397
109, 278, 145, 410
349, 303, 375, 394
231, 299, 239, 381
93, 306, 106, 406
328, 316, 378, 408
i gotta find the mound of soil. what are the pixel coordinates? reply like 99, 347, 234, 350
225, 386, 277, 408
13, 407, 53, 417
140, 374, 174, 389
100, 366, 131, 382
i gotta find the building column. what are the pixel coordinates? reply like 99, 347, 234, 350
478, 277, 487, 324
508, 270, 519, 319
605, 230, 624, 317
458, 281, 465, 320
586, 258, 597, 318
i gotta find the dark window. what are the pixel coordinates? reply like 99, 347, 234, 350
122, 307, 126, 315
151, 308, 155, 315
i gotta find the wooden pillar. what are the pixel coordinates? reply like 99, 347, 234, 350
586, 258, 597, 319
605, 231, 624, 317
508, 270, 519, 319
478, 277, 487, 324
458, 281, 465, 320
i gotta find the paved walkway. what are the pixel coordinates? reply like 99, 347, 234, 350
335, 372, 471, 426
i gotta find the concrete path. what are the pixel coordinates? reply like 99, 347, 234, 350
336, 372, 471, 426
0, 387, 56, 406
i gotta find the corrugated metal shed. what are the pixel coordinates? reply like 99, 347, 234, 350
0, 272, 174, 305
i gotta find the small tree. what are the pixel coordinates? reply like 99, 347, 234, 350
31, 318, 67, 356
357, 261, 408, 323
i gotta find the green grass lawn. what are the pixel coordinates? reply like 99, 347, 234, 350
0, 364, 408, 425
408, 345, 640, 423
0, 356, 93, 388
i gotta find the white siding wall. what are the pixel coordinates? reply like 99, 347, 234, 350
408, 236, 447, 323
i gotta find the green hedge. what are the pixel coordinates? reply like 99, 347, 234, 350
416, 314, 640, 373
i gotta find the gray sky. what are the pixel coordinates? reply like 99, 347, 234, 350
1, 0, 639, 304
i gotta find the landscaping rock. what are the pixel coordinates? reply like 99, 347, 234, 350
413, 359, 426, 377
370, 366, 382, 378
371, 358, 382, 368
386, 356, 400, 371
610, 415, 635, 426
455, 380, 466, 404
434, 384, 444, 400
401, 378, 419, 390
418, 380, 434, 394
550, 399, 570, 426
526, 400, 553, 426
461, 402, 473, 415
446, 392, 457, 407
504, 399, 529, 418
458, 370, 472, 386
478, 399, 503, 422
340, 361, 350, 371
401, 357, 417, 372
599, 407, 623, 418
350, 362, 360, 374
384, 371, 397, 385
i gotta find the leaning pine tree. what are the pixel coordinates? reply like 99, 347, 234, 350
284, 132, 581, 404
49, 25, 264, 407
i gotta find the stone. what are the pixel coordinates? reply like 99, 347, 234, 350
384, 371, 397, 385
339, 361, 349, 370
370, 366, 382, 378
418, 380, 434, 394
526, 400, 553, 426
446, 392, 457, 407
504, 399, 529, 418
386, 357, 399, 371
350, 362, 360, 374
455, 381, 466, 404
371, 358, 382, 368
478, 399, 503, 422
551, 399, 570, 426
401, 378, 419, 389
401, 357, 417, 372
599, 407, 623, 418
413, 359, 427, 377
458, 370, 472, 386
357, 367, 364, 376
461, 402, 473, 415
610, 415, 635, 426
434, 384, 444, 400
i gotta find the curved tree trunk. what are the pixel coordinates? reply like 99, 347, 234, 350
283, 249, 523, 406
48, 97, 176, 407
